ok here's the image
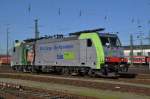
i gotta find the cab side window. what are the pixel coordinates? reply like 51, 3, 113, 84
13, 47, 16, 52
87, 39, 92, 47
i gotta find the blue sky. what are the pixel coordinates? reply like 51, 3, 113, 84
0, 0, 150, 54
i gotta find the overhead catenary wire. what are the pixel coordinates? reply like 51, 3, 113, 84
28, 3, 31, 14
58, 8, 61, 16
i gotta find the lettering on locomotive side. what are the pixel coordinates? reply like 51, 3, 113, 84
39, 44, 74, 51
54, 45, 74, 50
40, 46, 52, 51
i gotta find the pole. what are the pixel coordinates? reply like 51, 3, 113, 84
149, 62, 150, 70
149, 30, 150, 45
32, 19, 39, 72
130, 34, 133, 66
140, 37, 143, 56
0, 26, 0, 54
6, 26, 9, 65
138, 25, 143, 56
34, 19, 39, 39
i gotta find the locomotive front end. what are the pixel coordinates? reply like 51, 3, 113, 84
99, 33, 129, 74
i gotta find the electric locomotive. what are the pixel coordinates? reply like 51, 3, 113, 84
11, 28, 129, 77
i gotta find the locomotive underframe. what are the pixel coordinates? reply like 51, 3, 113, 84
12, 61, 129, 77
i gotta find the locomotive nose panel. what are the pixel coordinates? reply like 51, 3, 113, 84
104, 47, 125, 63
104, 47, 124, 57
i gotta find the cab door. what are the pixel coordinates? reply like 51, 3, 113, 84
80, 40, 87, 66
86, 39, 96, 67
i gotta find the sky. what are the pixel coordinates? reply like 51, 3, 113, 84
0, 0, 150, 54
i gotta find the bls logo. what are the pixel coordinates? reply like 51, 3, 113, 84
57, 54, 63, 59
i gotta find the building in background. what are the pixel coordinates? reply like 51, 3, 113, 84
124, 45, 150, 57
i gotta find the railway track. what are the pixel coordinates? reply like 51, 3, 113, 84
0, 77, 150, 99
0, 65, 150, 85
0, 66, 150, 97
0, 82, 92, 99
0, 72, 150, 96
1, 65, 149, 77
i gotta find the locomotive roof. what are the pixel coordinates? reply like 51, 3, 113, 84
24, 32, 118, 44
24, 36, 79, 43
24, 28, 105, 43
35, 36, 79, 43
99, 33, 118, 37
69, 28, 105, 36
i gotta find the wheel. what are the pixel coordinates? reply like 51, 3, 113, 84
62, 67, 69, 75
119, 64, 129, 72
88, 69, 96, 77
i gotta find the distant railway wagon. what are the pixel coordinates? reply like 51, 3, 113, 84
11, 28, 129, 77
0, 55, 11, 65
127, 56, 150, 65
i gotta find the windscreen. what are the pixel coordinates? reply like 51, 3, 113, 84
99, 34, 121, 47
